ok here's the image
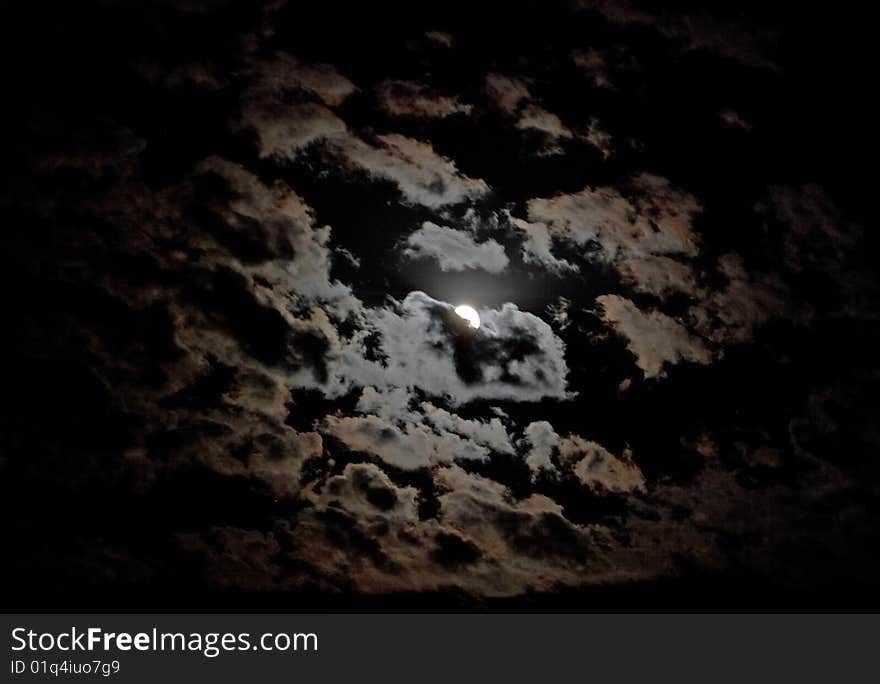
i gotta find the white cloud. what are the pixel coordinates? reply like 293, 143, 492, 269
404, 221, 509, 273
510, 216, 577, 273
521, 421, 560, 476
421, 402, 515, 455
356, 386, 420, 423
295, 291, 570, 405
323, 413, 490, 470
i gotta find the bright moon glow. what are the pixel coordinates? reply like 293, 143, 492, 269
454, 305, 481, 329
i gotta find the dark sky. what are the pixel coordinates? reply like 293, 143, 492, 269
1, 0, 878, 611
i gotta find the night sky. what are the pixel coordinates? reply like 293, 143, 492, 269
1, 0, 878, 610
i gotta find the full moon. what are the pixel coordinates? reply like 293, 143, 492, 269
454, 304, 481, 329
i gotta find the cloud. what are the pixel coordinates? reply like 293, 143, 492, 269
571, 48, 612, 88
339, 134, 489, 208
245, 52, 358, 106
515, 179, 824, 359
191, 160, 554, 408
174, 527, 284, 591
356, 385, 421, 423
424, 30, 455, 48
517, 174, 702, 295
323, 413, 490, 470
527, 174, 701, 262
584, 118, 614, 159
375, 80, 472, 119
27, 119, 146, 179
519, 420, 645, 493
272, 462, 612, 597
769, 184, 861, 278
521, 421, 560, 476
434, 465, 602, 565
254, 126, 489, 209
236, 53, 358, 159
11, 0, 879, 606
766, 185, 878, 319
307, 462, 421, 523
719, 108, 753, 131
134, 59, 227, 91
516, 104, 574, 141
485, 73, 532, 114
420, 402, 515, 455
327, 292, 570, 404
486, 72, 613, 157
546, 297, 573, 331
573, 1, 780, 70
322, 389, 516, 471
597, 294, 712, 377
616, 254, 702, 298
193, 156, 356, 309
403, 221, 509, 273
510, 216, 577, 273
242, 101, 349, 160
558, 436, 645, 494
160, 416, 322, 499
236, 54, 487, 208
328, 388, 516, 470
517, 179, 804, 353
239, 109, 488, 209
688, 253, 788, 345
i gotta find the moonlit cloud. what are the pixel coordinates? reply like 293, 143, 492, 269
510, 216, 577, 273
298, 292, 571, 405
404, 221, 509, 273
514, 175, 703, 295
522, 421, 561, 476
597, 294, 712, 377
339, 134, 490, 208
526, 174, 702, 262
558, 436, 645, 494
323, 413, 491, 470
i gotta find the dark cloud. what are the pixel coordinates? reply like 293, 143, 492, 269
485, 72, 613, 157
2, 0, 878, 609
375, 80, 472, 119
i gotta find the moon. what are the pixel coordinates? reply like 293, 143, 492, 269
454, 304, 481, 329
